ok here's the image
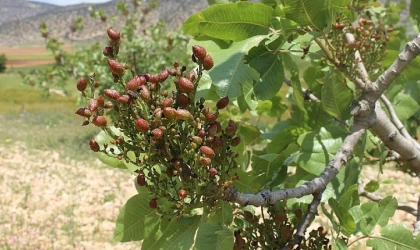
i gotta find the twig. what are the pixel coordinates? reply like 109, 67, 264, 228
380, 94, 420, 151
344, 32, 371, 86
414, 196, 420, 237
282, 191, 324, 250
284, 78, 320, 102
385, 150, 401, 162
358, 179, 417, 217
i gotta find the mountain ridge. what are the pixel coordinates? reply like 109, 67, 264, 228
0, 0, 207, 46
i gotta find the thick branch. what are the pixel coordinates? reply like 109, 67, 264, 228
225, 116, 369, 206
370, 35, 420, 101
370, 103, 420, 174
380, 95, 420, 151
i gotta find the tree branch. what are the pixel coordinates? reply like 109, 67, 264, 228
370, 35, 420, 101
370, 103, 420, 174
224, 115, 370, 206
380, 94, 420, 151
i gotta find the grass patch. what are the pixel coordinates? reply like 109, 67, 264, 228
0, 72, 98, 161
0, 112, 99, 161
7, 54, 53, 61
6, 64, 53, 74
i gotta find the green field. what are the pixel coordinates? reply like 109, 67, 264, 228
0, 65, 96, 160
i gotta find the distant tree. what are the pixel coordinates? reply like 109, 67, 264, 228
0, 54, 6, 73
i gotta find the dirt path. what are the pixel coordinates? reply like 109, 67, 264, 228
0, 142, 139, 250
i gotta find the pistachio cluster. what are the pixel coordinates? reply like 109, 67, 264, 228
329, 17, 392, 79
75, 29, 241, 217
234, 203, 334, 249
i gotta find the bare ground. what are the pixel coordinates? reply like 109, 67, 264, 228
0, 142, 139, 250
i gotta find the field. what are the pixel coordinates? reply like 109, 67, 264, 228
0, 45, 418, 250
0, 46, 140, 249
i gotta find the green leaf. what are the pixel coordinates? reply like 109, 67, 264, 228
208, 0, 237, 5
360, 196, 398, 235
191, 36, 267, 99
295, 152, 333, 175
291, 73, 305, 112
297, 126, 346, 153
338, 184, 360, 210
365, 180, 380, 193
207, 201, 234, 225
321, 71, 353, 120
266, 125, 303, 153
284, 0, 330, 31
392, 93, 420, 121
367, 223, 420, 250
410, 0, 420, 28
142, 215, 201, 250
329, 198, 356, 235
183, 2, 274, 41
195, 224, 234, 250
113, 192, 160, 242
94, 128, 126, 169
295, 126, 346, 175
333, 238, 349, 250
247, 39, 285, 100
253, 143, 299, 186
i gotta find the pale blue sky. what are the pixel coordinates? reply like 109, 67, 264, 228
28, 0, 113, 6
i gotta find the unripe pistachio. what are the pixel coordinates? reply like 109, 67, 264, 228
97, 95, 105, 107
225, 120, 237, 136
177, 93, 190, 107
231, 136, 241, 146
199, 157, 211, 166
75, 108, 92, 118
158, 69, 169, 82
89, 139, 100, 152
200, 146, 216, 158
203, 55, 214, 70
107, 59, 125, 75
216, 96, 229, 109
162, 107, 176, 120
135, 118, 150, 133
177, 77, 194, 93
93, 116, 107, 127
107, 28, 120, 41
175, 109, 193, 121
102, 46, 114, 57
88, 98, 99, 111
151, 128, 163, 139
192, 45, 207, 62
104, 89, 120, 100
76, 78, 88, 92
209, 167, 218, 177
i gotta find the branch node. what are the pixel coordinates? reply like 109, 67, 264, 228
259, 189, 271, 204
389, 131, 398, 141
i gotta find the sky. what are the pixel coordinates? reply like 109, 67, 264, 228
28, 0, 113, 6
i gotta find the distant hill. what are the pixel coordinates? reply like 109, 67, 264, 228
0, 0, 208, 46
0, 0, 57, 25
